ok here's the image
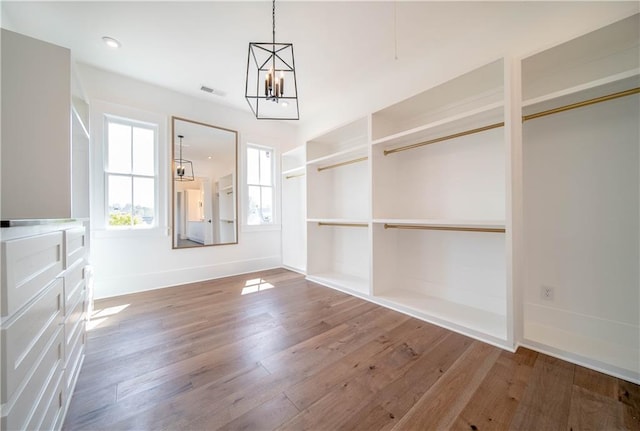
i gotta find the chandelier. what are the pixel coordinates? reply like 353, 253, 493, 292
174, 135, 194, 182
245, 0, 299, 120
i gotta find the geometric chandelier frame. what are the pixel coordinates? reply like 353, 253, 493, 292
245, 0, 299, 120
174, 134, 195, 182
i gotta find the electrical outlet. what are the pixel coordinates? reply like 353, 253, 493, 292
541, 285, 554, 301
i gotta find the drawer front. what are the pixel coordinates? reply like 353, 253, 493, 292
64, 293, 85, 347
1, 278, 64, 403
64, 227, 86, 269
1, 231, 64, 317
64, 320, 85, 396
1, 328, 64, 431
63, 261, 85, 316
25, 362, 65, 431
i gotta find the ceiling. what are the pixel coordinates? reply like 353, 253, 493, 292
2, 1, 638, 133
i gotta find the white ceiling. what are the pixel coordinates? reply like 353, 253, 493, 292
2, 1, 638, 133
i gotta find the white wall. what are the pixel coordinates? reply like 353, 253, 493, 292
79, 64, 297, 299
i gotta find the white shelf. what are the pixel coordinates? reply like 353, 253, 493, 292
522, 14, 639, 103
307, 272, 370, 297
373, 219, 505, 230
306, 144, 369, 168
522, 73, 639, 121
375, 289, 507, 343
372, 101, 504, 150
306, 117, 369, 161
522, 69, 639, 108
308, 218, 369, 225
372, 59, 504, 141
282, 146, 306, 172
282, 165, 305, 176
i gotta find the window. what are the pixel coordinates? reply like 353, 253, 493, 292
247, 145, 274, 225
105, 117, 157, 228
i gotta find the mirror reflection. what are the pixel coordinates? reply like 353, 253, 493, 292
172, 117, 238, 248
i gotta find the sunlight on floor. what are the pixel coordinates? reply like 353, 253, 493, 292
241, 278, 275, 295
87, 303, 130, 331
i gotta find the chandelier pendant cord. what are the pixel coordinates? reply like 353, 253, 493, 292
272, 0, 276, 76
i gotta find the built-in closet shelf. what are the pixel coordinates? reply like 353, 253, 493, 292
522, 73, 639, 119
306, 117, 369, 161
522, 69, 639, 107
307, 273, 370, 297
371, 102, 504, 150
282, 146, 306, 173
306, 145, 369, 169
374, 290, 507, 345
372, 219, 505, 231
282, 166, 305, 177
308, 218, 369, 226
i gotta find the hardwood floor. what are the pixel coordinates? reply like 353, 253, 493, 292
63, 269, 639, 430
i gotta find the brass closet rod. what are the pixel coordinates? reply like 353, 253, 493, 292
285, 172, 306, 179
317, 156, 368, 172
318, 222, 368, 228
384, 223, 506, 233
383, 86, 640, 156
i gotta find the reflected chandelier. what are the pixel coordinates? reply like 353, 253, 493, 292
245, 0, 299, 120
174, 135, 194, 182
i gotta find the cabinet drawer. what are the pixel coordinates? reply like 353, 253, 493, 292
1, 328, 64, 431
64, 226, 86, 269
64, 260, 85, 315
25, 362, 65, 431
64, 319, 85, 396
1, 231, 64, 317
64, 295, 85, 363
1, 278, 64, 403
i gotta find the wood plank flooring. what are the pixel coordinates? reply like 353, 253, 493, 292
63, 269, 640, 430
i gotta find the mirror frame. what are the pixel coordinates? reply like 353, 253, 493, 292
171, 116, 239, 249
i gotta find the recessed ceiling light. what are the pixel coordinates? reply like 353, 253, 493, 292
102, 36, 121, 49
208, 156, 212, 160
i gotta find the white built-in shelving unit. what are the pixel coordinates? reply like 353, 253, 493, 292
281, 146, 307, 273
304, 117, 371, 296
370, 58, 512, 348
520, 14, 639, 382
280, 13, 640, 383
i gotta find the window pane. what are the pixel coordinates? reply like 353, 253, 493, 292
247, 185, 262, 225
259, 149, 272, 186
132, 127, 154, 175
108, 122, 132, 173
261, 186, 273, 223
247, 147, 259, 185
133, 177, 155, 226
108, 175, 132, 226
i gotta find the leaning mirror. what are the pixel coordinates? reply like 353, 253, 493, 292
172, 117, 238, 248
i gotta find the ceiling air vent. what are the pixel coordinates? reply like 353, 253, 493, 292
200, 85, 214, 93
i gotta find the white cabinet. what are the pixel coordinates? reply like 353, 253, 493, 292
521, 14, 639, 382
1, 222, 88, 430
0, 29, 72, 220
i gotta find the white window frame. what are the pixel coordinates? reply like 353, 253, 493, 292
104, 115, 158, 229
90, 100, 167, 237
244, 142, 279, 230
